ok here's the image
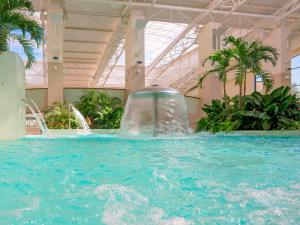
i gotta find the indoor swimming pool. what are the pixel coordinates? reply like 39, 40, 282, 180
0, 135, 299, 224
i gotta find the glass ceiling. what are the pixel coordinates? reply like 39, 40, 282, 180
145, 21, 187, 66
116, 21, 187, 66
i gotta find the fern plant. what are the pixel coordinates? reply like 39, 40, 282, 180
0, 0, 44, 68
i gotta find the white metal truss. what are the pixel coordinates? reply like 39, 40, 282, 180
99, 39, 125, 86
79, 0, 280, 20
146, 0, 223, 78
146, 0, 249, 84
166, 0, 248, 92
171, 0, 300, 94
148, 28, 198, 84
88, 15, 128, 87
219, 0, 245, 9
242, 0, 300, 37
169, 66, 201, 93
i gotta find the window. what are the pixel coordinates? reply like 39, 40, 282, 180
254, 75, 263, 93
291, 55, 300, 97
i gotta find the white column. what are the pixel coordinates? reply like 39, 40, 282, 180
263, 25, 291, 88
47, 1, 64, 106
125, 11, 146, 94
197, 22, 222, 118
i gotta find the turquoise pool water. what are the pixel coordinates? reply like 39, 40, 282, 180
0, 135, 299, 224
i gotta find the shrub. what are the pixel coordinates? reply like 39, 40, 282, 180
75, 90, 124, 129
196, 86, 300, 132
44, 103, 80, 129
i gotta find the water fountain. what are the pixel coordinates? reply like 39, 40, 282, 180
26, 99, 49, 135
25, 99, 91, 136
120, 85, 192, 137
69, 104, 91, 135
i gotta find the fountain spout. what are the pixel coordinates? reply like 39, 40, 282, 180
120, 85, 192, 137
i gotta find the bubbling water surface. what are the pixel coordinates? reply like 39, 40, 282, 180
0, 135, 299, 224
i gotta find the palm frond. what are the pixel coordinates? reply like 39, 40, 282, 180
0, 26, 10, 51
1, 11, 44, 46
0, 0, 33, 13
259, 72, 273, 93
11, 33, 35, 68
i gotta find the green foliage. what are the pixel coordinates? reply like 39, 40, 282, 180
240, 86, 300, 130
199, 36, 279, 109
44, 103, 80, 129
197, 118, 236, 133
196, 86, 300, 133
223, 36, 278, 95
196, 97, 239, 133
75, 90, 124, 129
199, 48, 232, 102
0, 0, 44, 68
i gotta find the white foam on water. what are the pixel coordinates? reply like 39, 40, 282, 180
94, 184, 192, 225
2, 196, 40, 217
225, 183, 300, 224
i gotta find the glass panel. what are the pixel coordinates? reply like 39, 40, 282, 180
291, 55, 300, 97
254, 75, 263, 93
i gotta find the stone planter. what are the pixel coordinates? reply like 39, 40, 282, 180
0, 52, 25, 140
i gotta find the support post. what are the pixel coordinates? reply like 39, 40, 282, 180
125, 11, 146, 95
263, 25, 291, 89
47, 1, 64, 106
196, 23, 223, 118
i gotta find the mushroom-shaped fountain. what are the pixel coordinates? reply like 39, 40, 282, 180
120, 85, 192, 137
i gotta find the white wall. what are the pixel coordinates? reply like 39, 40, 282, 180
0, 52, 25, 139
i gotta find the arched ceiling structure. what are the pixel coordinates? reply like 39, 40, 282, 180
25, 0, 300, 88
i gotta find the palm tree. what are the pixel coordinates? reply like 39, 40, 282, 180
198, 48, 232, 107
224, 36, 278, 107
223, 36, 249, 108
247, 40, 278, 93
0, 0, 44, 69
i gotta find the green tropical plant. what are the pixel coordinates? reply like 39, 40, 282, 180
44, 103, 80, 129
76, 90, 124, 129
223, 36, 278, 108
196, 86, 300, 132
196, 97, 239, 133
199, 48, 232, 106
0, 0, 44, 68
241, 86, 300, 130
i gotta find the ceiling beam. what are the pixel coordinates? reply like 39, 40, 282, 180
65, 26, 113, 33
64, 50, 103, 54
64, 57, 98, 61
68, 10, 121, 17
63, 61, 97, 64
240, 0, 300, 37
64, 40, 107, 44
80, 0, 281, 19
146, 0, 224, 77
89, 13, 129, 87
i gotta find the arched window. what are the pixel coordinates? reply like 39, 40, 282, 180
291, 55, 300, 97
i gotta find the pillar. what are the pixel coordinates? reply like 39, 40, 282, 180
196, 22, 223, 118
263, 25, 291, 89
125, 11, 146, 94
47, 1, 64, 106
